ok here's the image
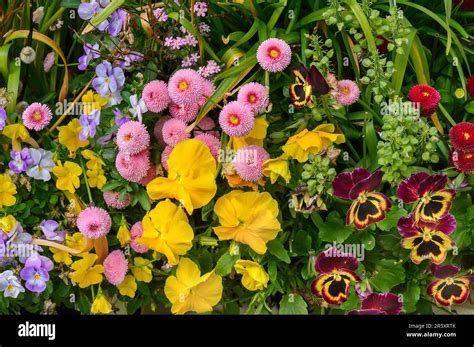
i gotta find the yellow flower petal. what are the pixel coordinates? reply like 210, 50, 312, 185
91, 293, 112, 314
234, 260, 269, 291
117, 275, 137, 298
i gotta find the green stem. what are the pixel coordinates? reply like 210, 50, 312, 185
79, 154, 93, 205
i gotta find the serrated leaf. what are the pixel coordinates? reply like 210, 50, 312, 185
370, 259, 406, 292
316, 211, 354, 243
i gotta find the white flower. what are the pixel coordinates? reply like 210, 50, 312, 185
0, 270, 25, 299
129, 94, 148, 123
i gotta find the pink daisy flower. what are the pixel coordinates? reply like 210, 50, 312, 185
237, 82, 269, 113
153, 116, 170, 145
160, 145, 173, 171
336, 80, 360, 106
116, 121, 150, 155
142, 80, 170, 113
198, 78, 216, 107
168, 68, 203, 106
138, 165, 156, 186
103, 191, 132, 210
219, 101, 254, 137
22, 102, 53, 131
256, 38, 292, 73
130, 222, 149, 253
76, 206, 112, 240
116, 150, 151, 183
193, 116, 219, 137
233, 145, 269, 182
103, 250, 128, 285
169, 102, 200, 123
195, 133, 221, 160
162, 118, 191, 146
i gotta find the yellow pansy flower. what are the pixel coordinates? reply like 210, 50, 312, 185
91, 292, 112, 314
52, 161, 82, 193
82, 150, 105, 170
2, 124, 29, 151
131, 257, 153, 283
234, 260, 269, 291
50, 247, 72, 265
147, 139, 217, 214
0, 173, 17, 208
282, 124, 345, 163
87, 168, 106, 188
263, 153, 291, 184
229, 117, 268, 150
82, 90, 107, 115
58, 119, 89, 154
117, 222, 131, 247
213, 190, 281, 254
164, 257, 223, 314
50, 232, 86, 265
117, 275, 137, 298
137, 200, 193, 265
0, 215, 16, 233
69, 253, 104, 288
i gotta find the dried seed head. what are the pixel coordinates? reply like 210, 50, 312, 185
20, 46, 36, 64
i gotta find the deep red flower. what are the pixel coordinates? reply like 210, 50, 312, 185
451, 149, 474, 173
427, 264, 471, 306
408, 84, 441, 116
449, 122, 474, 151
467, 75, 474, 97
349, 293, 403, 315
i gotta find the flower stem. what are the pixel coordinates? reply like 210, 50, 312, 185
79, 154, 93, 205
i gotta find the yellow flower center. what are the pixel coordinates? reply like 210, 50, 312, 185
422, 91, 430, 97
333, 272, 342, 281
422, 230, 433, 242
464, 132, 471, 140
229, 114, 240, 125
33, 112, 42, 121
445, 278, 454, 285
466, 153, 473, 159
33, 273, 41, 281
178, 80, 190, 91
269, 48, 280, 59
341, 86, 351, 96
248, 94, 257, 103
124, 132, 133, 142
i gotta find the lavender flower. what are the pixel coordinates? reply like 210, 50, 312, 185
113, 108, 129, 127
153, 8, 168, 22
184, 34, 198, 47
78, 0, 101, 20
107, 9, 127, 37
43, 52, 55, 72
8, 148, 33, 174
0, 270, 25, 298
92, 61, 125, 97
129, 95, 148, 123
182, 53, 200, 67
194, 2, 208, 17
198, 60, 222, 78
0, 107, 6, 131
116, 51, 144, 69
79, 109, 101, 141
39, 220, 66, 242
199, 22, 211, 35
97, 133, 114, 146
20, 254, 53, 294
25, 148, 54, 182
78, 43, 100, 71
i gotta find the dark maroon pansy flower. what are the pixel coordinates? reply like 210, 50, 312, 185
349, 292, 403, 315
332, 169, 391, 230
427, 264, 471, 307
397, 173, 456, 223
311, 247, 359, 305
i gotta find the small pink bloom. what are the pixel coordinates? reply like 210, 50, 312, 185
219, 101, 254, 137
168, 69, 203, 106
233, 145, 269, 182
195, 133, 220, 160
256, 38, 292, 73
130, 222, 149, 253
116, 150, 151, 183
161, 145, 173, 172
22, 102, 53, 131
116, 121, 150, 155
169, 102, 200, 123
142, 80, 170, 113
153, 116, 170, 145
162, 118, 191, 146
237, 82, 269, 113
336, 80, 360, 106
103, 191, 132, 210
103, 250, 128, 285
76, 206, 112, 240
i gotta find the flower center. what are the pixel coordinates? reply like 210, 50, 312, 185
178, 80, 190, 91
33, 273, 41, 281
89, 224, 99, 232
341, 86, 351, 96
33, 112, 42, 121
422, 91, 430, 97
464, 132, 471, 140
422, 230, 433, 242
229, 114, 240, 125
248, 94, 257, 104
445, 278, 454, 285
268, 47, 280, 59
466, 153, 473, 159
124, 132, 133, 142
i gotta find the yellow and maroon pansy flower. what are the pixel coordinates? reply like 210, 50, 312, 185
311, 247, 359, 305
427, 264, 471, 306
348, 292, 403, 315
288, 65, 329, 107
397, 213, 456, 265
397, 173, 456, 222
332, 169, 392, 230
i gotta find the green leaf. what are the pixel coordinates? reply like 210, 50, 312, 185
137, 190, 151, 211
279, 294, 308, 314
339, 287, 361, 311
292, 230, 312, 256
403, 282, 420, 313
376, 206, 408, 232
315, 211, 354, 243
267, 239, 291, 264
268, 259, 278, 282
465, 100, 474, 114
370, 259, 406, 292
0, 44, 12, 81
7, 60, 21, 114
215, 252, 239, 276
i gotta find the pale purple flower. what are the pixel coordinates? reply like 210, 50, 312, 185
184, 33, 198, 47
107, 9, 126, 37
92, 61, 125, 96
43, 52, 55, 72
129, 94, 148, 123
79, 109, 101, 141
114, 108, 129, 127
180, 26, 189, 34
0, 107, 6, 131
78, 43, 100, 71
182, 53, 200, 67
0, 270, 25, 298
116, 51, 144, 69
194, 2, 208, 17
164, 37, 186, 50
39, 220, 66, 242
97, 133, 114, 146
8, 148, 33, 174
199, 22, 211, 35
153, 7, 168, 22
105, 91, 123, 107
20, 254, 53, 294
198, 60, 222, 78
26, 148, 54, 181
78, 0, 100, 20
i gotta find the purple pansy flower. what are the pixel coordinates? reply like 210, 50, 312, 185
8, 148, 33, 174
113, 108, 129, 127
0, 106, 6, 130
79, 109, 101, 141
116, 51, 144, 69
107, 9, 127, 36
39, 220, 66, 242
26, 148, 54, 181
20, 254, 53, 294
78, 43, 100, 71
78, 0, 101, 20
92, 61, 125, 97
